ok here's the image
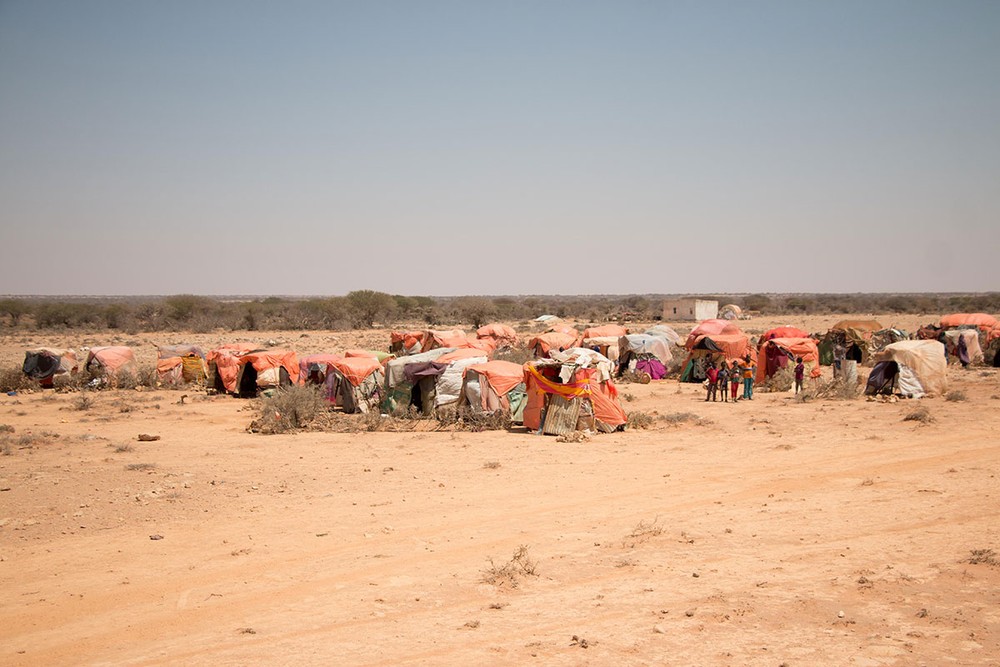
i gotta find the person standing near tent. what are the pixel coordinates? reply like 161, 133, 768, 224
794, 357, 804, 394
718, 361, 730, 402
741, 355, 756, 400
730, 361, 741, 401
705, 362, 719, 402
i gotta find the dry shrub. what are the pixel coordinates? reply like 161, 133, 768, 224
0, 424, 14, 434
125, 462, 157, 471
903, 406, 934, 424
661, 412, 698, 425
53, 372, 87, 392
111, 366, 158, 390
965, 549, 998, 566
481, 545, 537, 589
0, 367, 39, 393
945, 390, 968, 402
482, 460, 502, 469
627, 411, 655, 429
810, 377, 861, 400
493, 346, 532, 365
622, 517, 664, 548
249, 384, 327, 434
450, 407, 512, 432
760, 365, 794, 393
74, 392, 95, 411
1, 437, 12, 456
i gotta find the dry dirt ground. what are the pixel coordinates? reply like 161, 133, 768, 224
1, 315, 999, 666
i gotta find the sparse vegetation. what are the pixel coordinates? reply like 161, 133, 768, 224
627, 411, 655, 429
73, 392, 95, 411
661, 412, 698, 425
482, 460, 502, 469
965, 549, 998, 566
481, 545, 538, 589
0, 367, 38, 393
249, 384, 327, 434
903, 407, 934, 424
945, 390, 968, 402
622, 517, 664, 548
125, 463, 157, 471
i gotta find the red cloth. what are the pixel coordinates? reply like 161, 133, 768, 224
706, 367, 719, 383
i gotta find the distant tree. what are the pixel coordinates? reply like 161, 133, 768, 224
164, 294, 214, 322
742, 294, 771, 312
347, 290, 397, 328
454, 297, 498, 328
0, 299, 30, 326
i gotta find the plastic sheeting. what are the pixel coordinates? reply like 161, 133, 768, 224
876, 340, 947, 397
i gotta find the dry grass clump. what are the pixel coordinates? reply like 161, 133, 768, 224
438, 407, 512, 432
73, 392, 95, 411
480, 545, 537, 589
110, 366, 158, 390
945, 390, 968, 402
125, 462, 157, 471
627, 411, 655, 429
903, 407, 934, 424
482, 460, 502, 469
965, 549, 998, 566
760, 365, 794, 393
811, 376, 861, 400
0, 437, 12, 456
661, 412, 698, 425
622, 517, 664, 548
53, 372, 87, 392
0, 367, 39, 393
0, 424, 14, 434
249, 384, 327, 434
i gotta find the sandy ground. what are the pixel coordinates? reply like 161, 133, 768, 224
1, 314, 999, 666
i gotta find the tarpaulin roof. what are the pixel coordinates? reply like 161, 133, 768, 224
87, 346, 137, 375
939, 313, 998, 331
576, 324, 627, 347
685, 320, 743, 348
619, 334, 673, 365
464, 360, 525, 397
943, 329, 984, 364
436, 348, 489, 364
760, 327, 809, 343
23, 348, 78, 381
345, 349, 394, 363
329, 356, 382, 387
688, 334, 751, 361
298, 353, 344, 383
644, 325, 682, 346
430, 329, 475, 349
528, 332, 577, 357
240, 349, 299, 384
830, 319, 882, 333
385, 348, 454, 388
756, 337, 821, 383
877, 340, 948, 396
523, 364, 626, 429
476, 324, 519, 347
403, 361, 448, 383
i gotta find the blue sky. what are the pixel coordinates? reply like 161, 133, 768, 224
1, 0, 997, 296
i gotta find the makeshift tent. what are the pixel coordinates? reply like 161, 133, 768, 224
579, 336, 621, 362
644, 325, 682, 346
522, 352, 626, 435
939, 313, 998, 332
326, 356, 384, 413
759, 326, 809, 344
476, 324, 519, 349
574, 324, 627, 349
459, 360, 527, 422
389, 330, 480, 356
22, 348, 78, 388
389, 331, 426, 355
382, 348, 454, 414
232, 350, 298, 397
528, 332, 577, 358
345, 349, 394, 364
942, 329, 983, 365
206, 344, 257, 393
430, 350, 489, 410
86, 346, 137, 382
820, 320, 883, 365
719, 304, 743, 320
866, 340, 947, 398
755, 337, 822, 385
680, 324, 753, 382
156, 345, 208, 386
617, 334, 673, 380
298, 353, 343, 386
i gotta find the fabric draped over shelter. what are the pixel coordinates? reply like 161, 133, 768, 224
939, 313, 998, 331
756, 337, 822, 384
156, 345, 207, 385
871, 340, 948, 398
528, 332, 577, 358
23, 348, 78, 387
86, 346, 137, 378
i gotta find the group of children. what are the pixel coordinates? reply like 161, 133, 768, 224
704, 355, 805, 402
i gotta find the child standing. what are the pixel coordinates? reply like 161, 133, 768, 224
794, 356, 805, 394
731, 360, 741, 401
718, 361, 730, 402
705, 362, 719, 402
741, 354, 756, 400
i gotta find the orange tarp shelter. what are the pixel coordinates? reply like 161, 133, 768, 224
477, 324, 519, 348
756, 337, 822, 384
522, 364, 626, 432
528, 332, 577, 358
939, 313, 998, 331
328, 356, 382, 387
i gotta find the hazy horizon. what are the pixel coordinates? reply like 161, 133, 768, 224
2, 1, 998, 295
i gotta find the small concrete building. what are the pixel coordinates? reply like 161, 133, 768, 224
662, 298, 719, 322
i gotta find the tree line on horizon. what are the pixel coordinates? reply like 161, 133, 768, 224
0, 292, 997, 333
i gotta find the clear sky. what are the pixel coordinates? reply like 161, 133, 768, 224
1, 0, 997, 296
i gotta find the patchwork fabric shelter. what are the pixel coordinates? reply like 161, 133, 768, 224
476, 324, 519, 349
523, 351, 626, 435
298, 353, 344, 386
760, 326, 809, 344
680, 321, 752, 382
23, 348, 78, 388
156, 345, 208, 386
86, 346, 137, 382
617, 334, 673, 380
939, 313, 998, 332
943, 329, 983, 365
326, 356, 384, 413
207, 344, 257, 394
528, 332, 577, 358
755, 337, 822, 384
232, 349, 298, 397
575, 324, 627, 349
459, 360, 527, 421
820, 320, 883, 365
644, 325, 682, 346
383, 348, 454, 414
866, 340, 947, 398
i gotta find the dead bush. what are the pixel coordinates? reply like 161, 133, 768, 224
965, 549, 998, 566
945, 390, 968, 402
53, 372, 87, 392
622, 517, 664, 548
1, 437, 12, 456
661, 412, 697, 425
481, 545, 538, 589
249, 384, 327, 434
450, 407, 512, 432
0, 424, 14, 433
111, 366, 158, 390
810, 376, 861, 400
0, 367, 39, 393
903, 407, 934, 424
760, 365, 794, 393
125, 462, 157, 471
73, 392, 95, 411
627, 411, 655, 429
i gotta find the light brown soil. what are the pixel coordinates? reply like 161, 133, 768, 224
1, 315, 998, 665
